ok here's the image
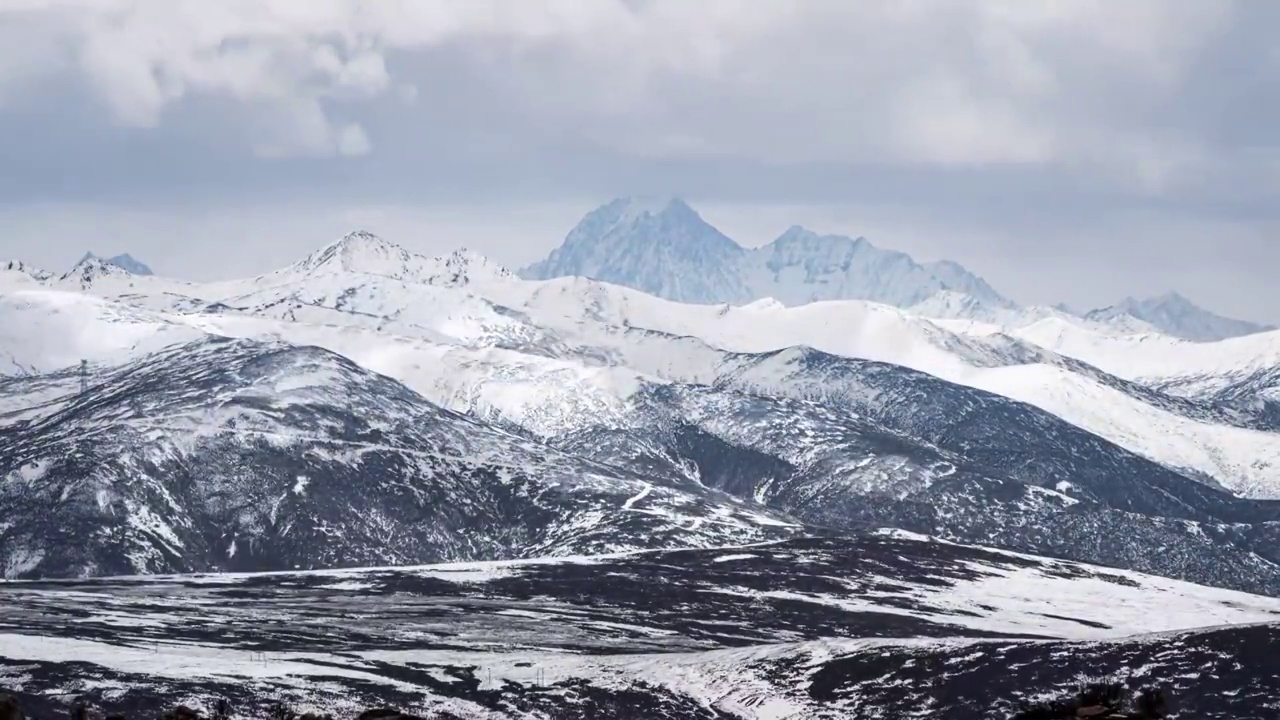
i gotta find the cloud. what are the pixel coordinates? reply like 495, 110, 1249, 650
0, 0, 1239, 176
1, 0, 1278, 323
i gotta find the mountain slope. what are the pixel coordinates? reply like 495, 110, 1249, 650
483, 275, 1280, 498
1086, 292, 1272, 342
911, 290, 1162, 336
154, 295, 1280, 592
0, 289, 206, 375
539, 358, 1280, 596
285, 231, 515, 288
0, 337, 799, 578
1006, 316, 1280, 395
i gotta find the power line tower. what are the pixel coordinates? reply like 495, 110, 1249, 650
79, 359, 88, 394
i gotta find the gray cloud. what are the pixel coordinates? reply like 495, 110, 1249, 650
0, 0, 1277, 321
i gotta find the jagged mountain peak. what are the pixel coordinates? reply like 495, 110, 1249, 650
300, 230, 408, 273
289, 233, 515, 289
751, 227, 1011, 309
909, 289, 995, 317
428, 247, 515, 288
606, 195, 695, 222
1153, 290, 1190, 302
579, 195, 723, 242
77, 252, 153, 276
771, 225, 870, 249
1123, 291, 1197, 312
520, 197, 750, 303
523, 198, 1013, 310
1086, 292, 1273, 342
60, 254, 134, 286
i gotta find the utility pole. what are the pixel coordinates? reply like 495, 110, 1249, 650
79, 359, 88, 394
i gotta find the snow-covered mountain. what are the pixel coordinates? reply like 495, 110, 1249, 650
1085, 291, 1272, 342
910, 290, 1161, 336
5, 233, 1280, 597
520, 197, 1013, 308
286, 231, 514, 288
76, 252, 153, 276
8, 228, 1280, 716
0, 335, 799, 578
521, 197, 1272, 347
741, 225, 1014, 308
995, 316, 1280, 395
521, 197, 751, 304
476, 274, 1280, 500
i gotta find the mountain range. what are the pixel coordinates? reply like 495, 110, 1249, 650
522, 196, 1270, 342
4, 223, 1280, 717
6, 229, 1280, 579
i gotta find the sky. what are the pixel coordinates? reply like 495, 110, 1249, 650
0, 0, 1277, 321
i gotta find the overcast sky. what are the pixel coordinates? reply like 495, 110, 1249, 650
1, 1, 1277, 320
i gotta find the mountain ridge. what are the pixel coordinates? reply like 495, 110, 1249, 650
522, 197, 1268, 340
8, 230, 1280, 599
520, 196, 1015, 310
1084, 291, 1274, 342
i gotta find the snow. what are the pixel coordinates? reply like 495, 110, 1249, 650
1005, 317, 1280, 388
483, 277, 1280, 496
523, 201, 1017, 310
910, 290, 1160, 337
711, 553, 758, 563
5, 228, 1280, 716
1083, 292, 1273, 342
960, 363, 1280, 498
7, 233, 1280, 502
0, 290, 207, 374
0, 632, 427, 695
3, 538, 1279, 718
612, 195, 682, 224
622, 483, 653, 510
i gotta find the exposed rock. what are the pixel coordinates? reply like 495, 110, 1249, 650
0, 694, 24, 720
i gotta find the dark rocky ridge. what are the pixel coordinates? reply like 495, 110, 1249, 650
1, 535, 1276, 719
0, 337, 798, 579
554, 372, 1280, 597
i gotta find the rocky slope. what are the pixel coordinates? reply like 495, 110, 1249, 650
2, 533, 1278, 719
0, 336, 798, 578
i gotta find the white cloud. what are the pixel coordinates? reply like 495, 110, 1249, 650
336, 123, 371, 157
0, 0, 1238, 176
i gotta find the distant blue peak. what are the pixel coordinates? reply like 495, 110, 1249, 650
599, 195, 698, 219
771, 225, 867, 247
78, 252, 154, 276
